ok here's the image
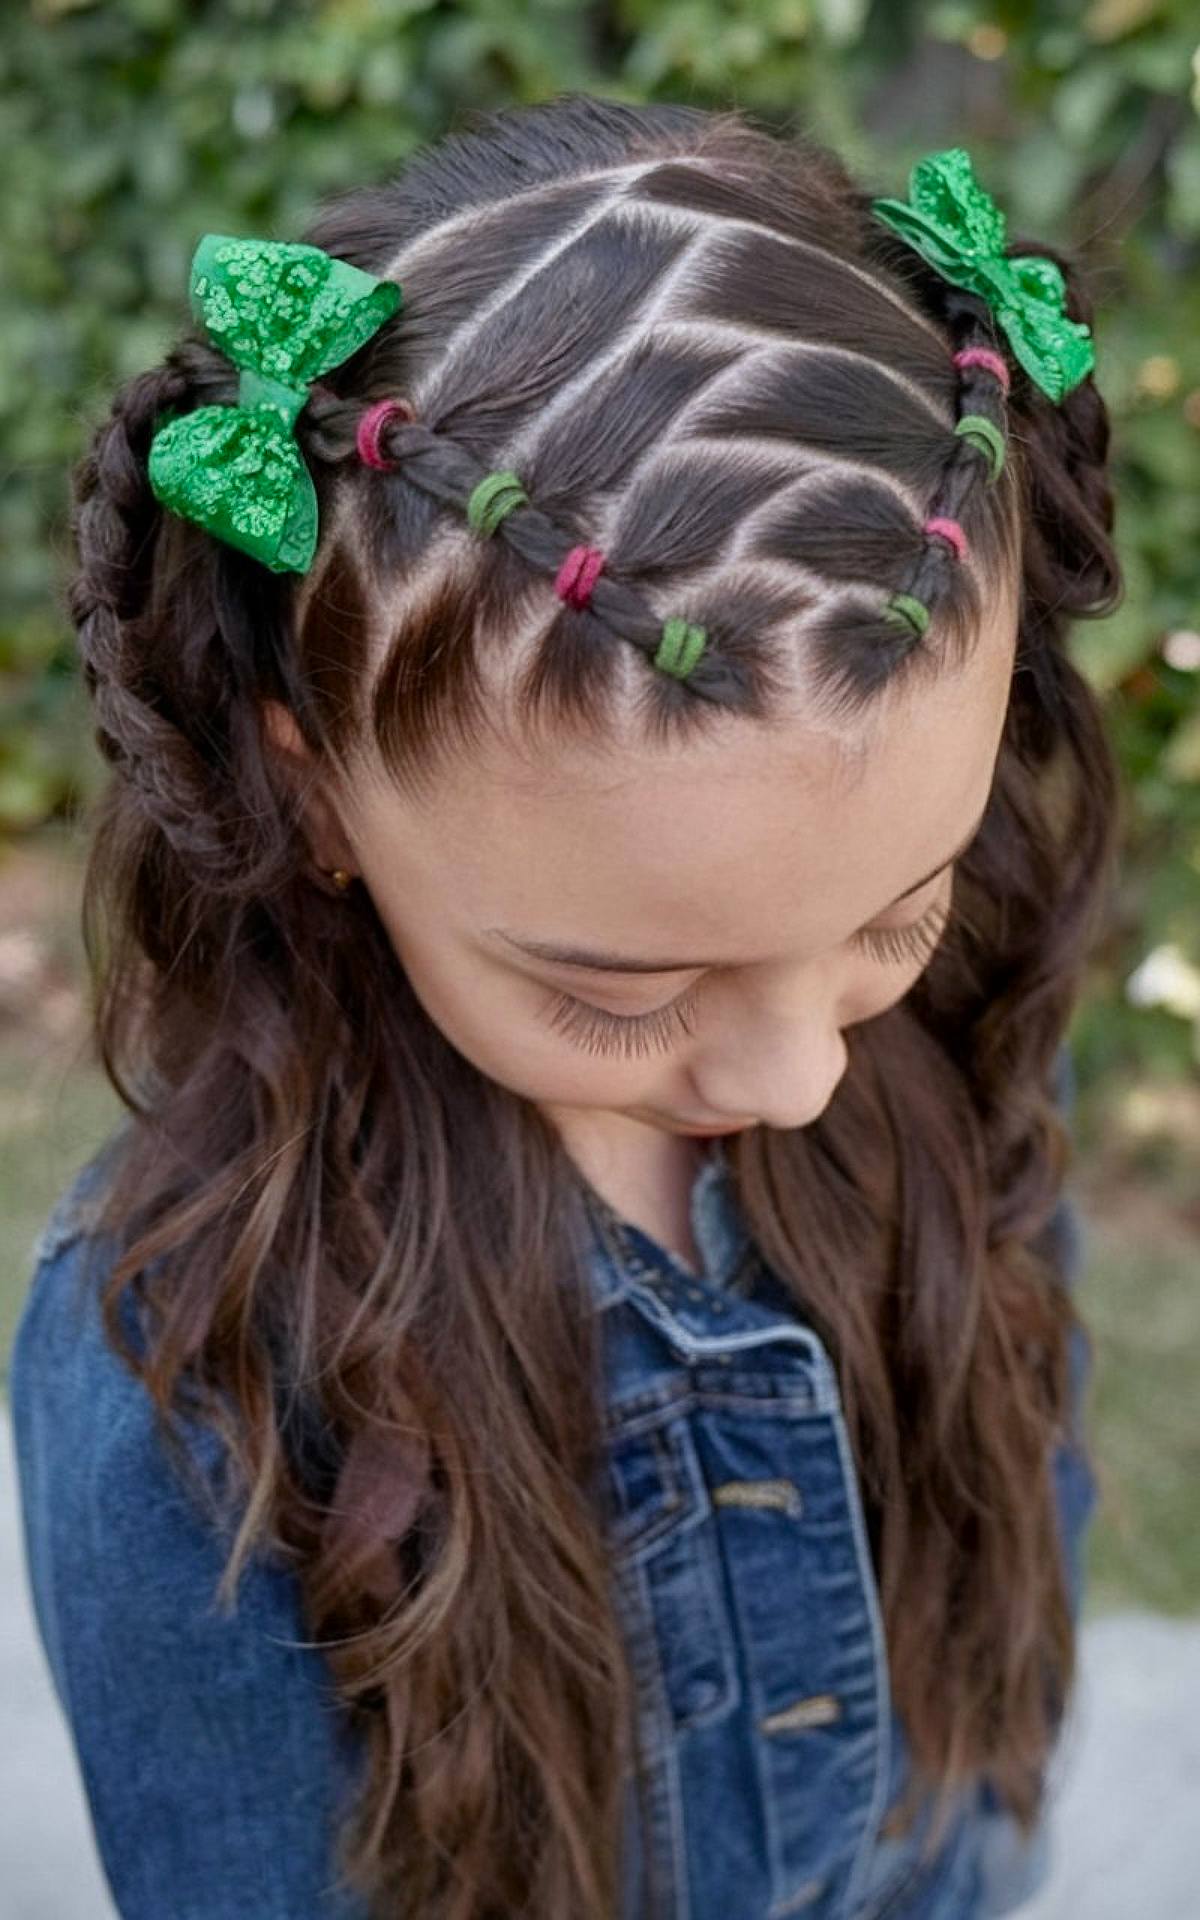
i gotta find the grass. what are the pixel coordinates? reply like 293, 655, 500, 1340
1080, 1200, 1200, 1616
2, 826, 1197, 1618
0, 1049, 121, 1370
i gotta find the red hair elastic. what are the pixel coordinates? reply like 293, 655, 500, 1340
356, 397, 414, 470
555, 544, 606, 610
923, 516, 968, 560
952, 347, 1011, 394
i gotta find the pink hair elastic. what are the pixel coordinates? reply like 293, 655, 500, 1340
924, 516, 969, 559
555, 544, 606, 610
952, 347, 1011, 394
356, 397, 414, 470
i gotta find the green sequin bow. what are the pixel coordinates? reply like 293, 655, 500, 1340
147, 234, 402, 573
870, 148, 1095, 404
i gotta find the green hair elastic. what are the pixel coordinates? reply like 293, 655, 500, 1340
953, 414, 1006, 483
467, 468, 529, 535
654, 615, 708, 679
462, 469, 708, 682
882, 593, 931, 638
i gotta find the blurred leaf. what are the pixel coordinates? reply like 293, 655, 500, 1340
1083, 0, 1167, 45
1072, 545, 1158, 690
1053, 59, 1126, 144
1163, 706, 1200, 780
812, 0, 869, 48
1165, 121, 1200, 236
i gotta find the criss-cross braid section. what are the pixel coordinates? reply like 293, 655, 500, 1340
352, 344, 1007, 674
348, 313, 1010, 679
881, 288, 1011, 641
352, 401, 714, 683
297, 160, 1027, 709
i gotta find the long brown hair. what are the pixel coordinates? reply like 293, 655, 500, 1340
66, 93, 1121, 1918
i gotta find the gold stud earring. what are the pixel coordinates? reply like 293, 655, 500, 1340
326, 867, 354, 893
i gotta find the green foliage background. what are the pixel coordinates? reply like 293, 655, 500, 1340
3, 0, 1199, 1094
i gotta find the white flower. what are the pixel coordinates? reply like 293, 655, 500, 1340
1125, 943, 1200, 1020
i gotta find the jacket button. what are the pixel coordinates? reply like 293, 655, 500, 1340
758, 1693, 842, 1735
713, 1478, 803, 1518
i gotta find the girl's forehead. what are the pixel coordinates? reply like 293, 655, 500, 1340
353, 614, 1014, 965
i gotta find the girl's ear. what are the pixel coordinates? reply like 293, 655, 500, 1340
260, 698, 357, 876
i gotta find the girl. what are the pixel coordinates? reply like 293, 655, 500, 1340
11, 92, 1120, 1920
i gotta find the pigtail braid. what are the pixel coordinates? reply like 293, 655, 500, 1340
993, 234, 1122, 768
1001, 235, 1122, 627
69, 348, 299, 898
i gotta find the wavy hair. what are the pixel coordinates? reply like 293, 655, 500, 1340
66, 93, 1121, 1919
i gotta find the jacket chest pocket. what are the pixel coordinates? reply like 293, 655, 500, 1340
605, 1405, 739, 1731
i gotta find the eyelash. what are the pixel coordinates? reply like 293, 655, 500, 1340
541, 895, 953, 1060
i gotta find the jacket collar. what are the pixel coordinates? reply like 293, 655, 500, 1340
581, 1138, 752, 1309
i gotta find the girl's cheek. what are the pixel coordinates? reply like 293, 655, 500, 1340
397, 948, 620, 1100
838, 918, 954, 1028
850, 959, 930, 1025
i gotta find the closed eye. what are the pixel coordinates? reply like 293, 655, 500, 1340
539, 894, 954, 1060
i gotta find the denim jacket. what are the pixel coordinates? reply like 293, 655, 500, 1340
9, 1047, 1094, 1920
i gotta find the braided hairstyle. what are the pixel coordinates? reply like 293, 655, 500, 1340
315, 296, 1007, 679
66, 93, 1121, 1920
289, 183, 1021, 744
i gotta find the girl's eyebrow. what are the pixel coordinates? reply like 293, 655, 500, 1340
486, 808, 988, 976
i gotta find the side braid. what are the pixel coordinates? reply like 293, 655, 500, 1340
72, 352, 296, 895
881, 290, 1012, 645
71, 364, 227, 860
340, 400, 746, 699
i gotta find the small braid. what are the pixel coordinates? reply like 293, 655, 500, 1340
72, 352, 296, 896
881, 293, 1012, 644
344, 401, 740, 694
71, 363, 230, 872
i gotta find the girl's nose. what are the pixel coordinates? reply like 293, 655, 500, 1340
692, 1023, 850, 1135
